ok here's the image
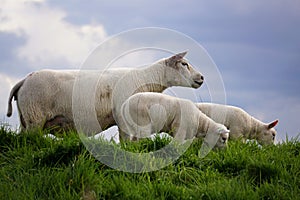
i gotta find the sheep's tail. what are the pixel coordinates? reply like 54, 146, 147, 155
7, 78, 26, 117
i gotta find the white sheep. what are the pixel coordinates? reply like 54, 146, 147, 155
117, 92, 230, 148
195, 103, 278, 145
7, 52, 204, 135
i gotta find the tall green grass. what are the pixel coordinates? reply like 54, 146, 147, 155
0, 126, 299, 200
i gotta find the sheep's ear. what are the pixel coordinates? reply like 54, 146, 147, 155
267, 119, 279, 129
166, 51, 188, 67
172, 51, 187, 60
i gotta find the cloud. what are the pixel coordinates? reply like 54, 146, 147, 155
0, 0, 108, 128
0, 0, 107, 68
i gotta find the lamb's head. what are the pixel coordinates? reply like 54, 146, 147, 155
200, 124, 230, 149
162, 51, 204, 89
215, 125, 230, 149
256, 119, 278, 145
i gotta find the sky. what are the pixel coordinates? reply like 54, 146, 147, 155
0, 0, 299, 142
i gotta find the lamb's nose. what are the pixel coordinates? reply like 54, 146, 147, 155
222, 137, 227, 143
200, 75, 204, 81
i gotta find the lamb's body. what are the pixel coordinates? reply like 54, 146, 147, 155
118, 93, 229, 148
7, 52, 204, 135
195, 103, 278, 145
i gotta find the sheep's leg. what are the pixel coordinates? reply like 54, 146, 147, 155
24, 117, 45, 132
44, 115, 75, 134
18, 108, 45, 132
19, 113, 26, 131
15, 101, 26, 131
16, 95, 48, 132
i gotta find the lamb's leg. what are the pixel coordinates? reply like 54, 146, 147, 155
119, 123, 153, 142
118, 128, 131, 142
228, 127, 244, 141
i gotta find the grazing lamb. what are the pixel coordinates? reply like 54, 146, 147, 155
117, 92, 230, 148
195, 103, 278, 145
7, 52, 204, 135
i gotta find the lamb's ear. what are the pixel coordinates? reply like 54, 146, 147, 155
166, 51, 188, 67
267, 119, 279, 129
219, 129, 230, 134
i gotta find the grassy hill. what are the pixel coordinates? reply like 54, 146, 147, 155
0, 125, 299, 200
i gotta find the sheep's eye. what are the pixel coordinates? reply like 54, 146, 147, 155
182, 62, 189, 69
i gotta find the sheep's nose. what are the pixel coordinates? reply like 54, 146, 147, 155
200, 75, 204, 81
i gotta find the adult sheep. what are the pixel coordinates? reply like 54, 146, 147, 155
195, 103, 278, 145
7, 52, 204, 135
117, 92, 230, 148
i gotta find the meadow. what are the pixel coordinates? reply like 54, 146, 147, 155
0, 125, 299, 200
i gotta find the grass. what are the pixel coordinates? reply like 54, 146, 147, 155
0, 125, 299, 200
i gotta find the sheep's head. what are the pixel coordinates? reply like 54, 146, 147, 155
164, 51, 204, 89
256, 119, 278, 145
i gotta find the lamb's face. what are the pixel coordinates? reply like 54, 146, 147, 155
164, 52, 204, 89
210, 124, 230, 149
256, 120, 278, 145
215, 130, 230, 149
257, 127, 277, 145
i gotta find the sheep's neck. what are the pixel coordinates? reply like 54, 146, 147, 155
135, 64, 168, 92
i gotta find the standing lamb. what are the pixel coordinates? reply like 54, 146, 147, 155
195, 103, 278, 145
7, 52, 204, 135
117, 92, 230, 148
